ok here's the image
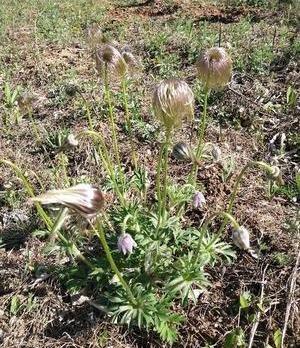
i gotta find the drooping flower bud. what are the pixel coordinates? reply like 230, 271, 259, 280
172, 142, 193, 162
31, 184, 104, 219
196, 47, 232, 90
152, 78, 194, 131
258, 162, 283, 185
211, 145, 221, 162
95, 44, 128, 79
66, 134, 79, 147
232, 226, 258, 259
117, 233, 137, 255
232, 226, 250, 250
193, 191, 206, 209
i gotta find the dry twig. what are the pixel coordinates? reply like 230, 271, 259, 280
248, 264, 268, 348
281, 243, 300, 347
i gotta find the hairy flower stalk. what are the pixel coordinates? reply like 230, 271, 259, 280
18, 92, 41, 142
1, 159, 52, 230
153, 79, 194, 222
92, 221, 137, 305
81, 131, 125, 206
217, 161, 282, 237
95, 45, 128, 192
191, 47, 232, 185
120, 49, 139, 168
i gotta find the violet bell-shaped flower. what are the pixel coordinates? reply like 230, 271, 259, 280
193, 191, 206, 209
117, 233, 137, 255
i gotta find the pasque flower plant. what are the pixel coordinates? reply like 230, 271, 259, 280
0, 35, 283, 345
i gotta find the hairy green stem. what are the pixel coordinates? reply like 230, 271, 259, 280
49, 207, 69, 241
104, 65, 122, 175
82, 131, 125, 206
77, 90, 96, 130
93, 220, 136, 305
28, 111, 41, 142
217, 162, 251, 236
121, 77, 137, 169
189, 89, 209, 185
160, 129, 171, 217
194, 211, 239, 263
51, 208, 94, 269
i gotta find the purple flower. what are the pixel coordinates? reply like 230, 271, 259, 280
117, 233, 137, 255
193, 192, 206, 209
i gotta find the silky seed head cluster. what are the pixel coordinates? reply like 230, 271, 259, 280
121, 49, 140, 73
196, 47, 232, 90
95, 44, 128, 79
152, 78, 194, 131
31, 184, 104, 219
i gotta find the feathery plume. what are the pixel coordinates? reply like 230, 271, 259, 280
31, 184, 104, 219
152, 78, 194, 131
95, 44, 127, 78
196, 47, 232, 90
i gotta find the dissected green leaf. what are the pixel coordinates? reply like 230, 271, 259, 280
273, 328, 282, 348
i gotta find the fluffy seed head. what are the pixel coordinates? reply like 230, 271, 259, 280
196, 47, 232, 90
192, 191, 206, 209
172, 142, 192, 162
152, 78, 194, 131
31, 184, 104, 219
117, 233, 137, 255
95, 45, 128, 78
121, 49, 140, 73
232, 226, 250, 250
